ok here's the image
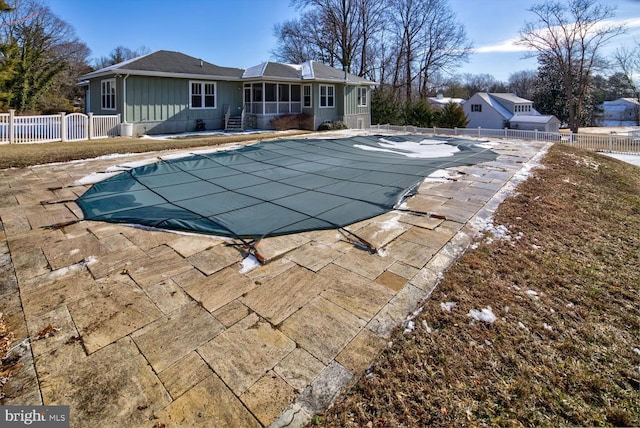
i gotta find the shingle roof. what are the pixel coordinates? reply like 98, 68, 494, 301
308, 61, 374, 85
242, 60, 376, 85
81, 50, 244, 80
81, 50, 377, 86
242, 62, 302, 80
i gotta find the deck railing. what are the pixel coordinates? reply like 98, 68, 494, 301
0, 110, 121, 144
370, 124, 640, 155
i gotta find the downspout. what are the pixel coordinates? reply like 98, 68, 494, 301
122, 74, 129, 124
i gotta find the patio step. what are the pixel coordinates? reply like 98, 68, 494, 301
225, 116, 243, 132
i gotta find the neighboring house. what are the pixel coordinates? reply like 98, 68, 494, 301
463, 92, 560, 132
79, 50, 376, 136
428, 93, 465, 110
597, 98, 640, 126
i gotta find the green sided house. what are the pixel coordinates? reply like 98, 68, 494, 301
79, 50, 376, 136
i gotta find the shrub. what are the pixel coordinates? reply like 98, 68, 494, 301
270, 113, 313, 131
317, 120, 348, 131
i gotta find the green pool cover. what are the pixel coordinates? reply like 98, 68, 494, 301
77, 134, 498, 245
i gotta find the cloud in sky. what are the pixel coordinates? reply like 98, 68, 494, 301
473, 16, 640, 55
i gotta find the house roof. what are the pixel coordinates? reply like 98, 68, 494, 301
488, 93, 533, 104
428, 94, 465, 106
242, 62, 303, 80
81, 50, 376, 86
242, 60, 375, 85
510, 115, 559, 124
306, 61, 374, 85
602, 98, 640, 107
475, 93, 513, 119
80, 50, 244, 81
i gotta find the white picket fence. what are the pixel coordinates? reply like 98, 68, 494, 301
0, 110, 121, 144
371, 124, 640, 155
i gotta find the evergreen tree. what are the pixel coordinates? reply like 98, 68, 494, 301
435, 102, 468, 128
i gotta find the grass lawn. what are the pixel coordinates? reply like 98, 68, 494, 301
312, 144, 640, 427
0, 131, 308, 169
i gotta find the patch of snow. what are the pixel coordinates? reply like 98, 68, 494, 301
633, 348, 640, 356
354, 138, 459, 158
518, 321, 529, 332
423, 169, 464, 183
403, 320, 416, 334
468, 306, 497, 323
532, 244, 542, 250
543, 323, 553, 331
75, 171, 122, 185
69, 249, 80, 256
379, 215, 402, 231
563, 178, 579, 186
239, 255, 260, 274
566, 302, 575, 308
422, 319, 432, 333
526, 290, 540, 300
440, 301, 457, 312
470, 217, 513, 244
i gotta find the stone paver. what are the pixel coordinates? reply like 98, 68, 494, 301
0, 133, 549, 427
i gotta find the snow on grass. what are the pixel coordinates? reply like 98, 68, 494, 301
440, 301, 457, 312
467, 306, 497, 323
402, 307, 423, 334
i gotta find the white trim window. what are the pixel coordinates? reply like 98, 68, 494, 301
471, 104, 482, 112
303, 84, 312, 108
319, 84, 334, 108
190, 81, 216, 109
101, 79, 116, 110
357, 87, 368, 107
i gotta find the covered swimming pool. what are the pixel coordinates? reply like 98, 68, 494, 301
76, 134, 498, 258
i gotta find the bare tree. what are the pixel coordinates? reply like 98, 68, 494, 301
388, 0, 430, 101
95, 45, 150, 69
518, 0, 626, 132
416, 0, 473, 98
613, 42, 640, 123
508, 70, 537, 99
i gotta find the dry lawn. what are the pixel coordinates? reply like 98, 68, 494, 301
0, 131, 308, 169
313, 144, 640, 427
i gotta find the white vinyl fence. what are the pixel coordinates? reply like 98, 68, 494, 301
0, 110, 121, 144
371, 124, 640, 155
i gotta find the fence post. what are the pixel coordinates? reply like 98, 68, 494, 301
504, 127, 507, 137
88, 112, 94, 140
454, 127, 458, 135
609, 133, 613, 153
8, 109, 15, 144
60, 112, 67, 142
478, 126, 481, 137
534, 129, 538, 141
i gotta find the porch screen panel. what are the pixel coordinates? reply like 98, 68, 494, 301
265, 83, 277, 114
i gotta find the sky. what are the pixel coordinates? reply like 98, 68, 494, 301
46, 0, 640, 82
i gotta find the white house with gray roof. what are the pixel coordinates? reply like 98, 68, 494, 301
463, 92, 560, 132
79, 50, 376, 136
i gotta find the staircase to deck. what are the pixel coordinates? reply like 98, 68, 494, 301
225, 116, 243, 131
224, 105, 245, 132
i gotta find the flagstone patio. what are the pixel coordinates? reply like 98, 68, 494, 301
0, 132, 548, 427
